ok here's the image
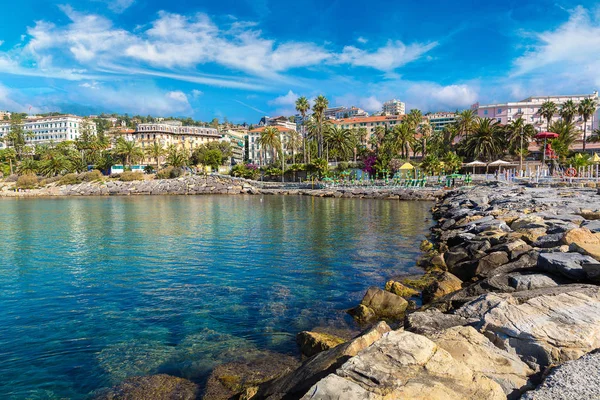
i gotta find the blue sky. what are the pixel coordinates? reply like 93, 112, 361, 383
0, 0, 598, 123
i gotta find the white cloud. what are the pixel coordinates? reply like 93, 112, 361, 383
512, 6, 600, 88
269, 90, 298, 106
405, 83, 478, 110
0, 40, 4, 47
105, 0, 135, 13
167, 90, 188, 103
359, 96, 383, 112
191, 89, 203, 98
357, 37, 368, 44
335, 40, 438, 71
79, 81, 100, 89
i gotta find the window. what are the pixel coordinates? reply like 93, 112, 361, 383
497, 118, 501, 123
484, 110, 488, 115
508, 108, 512, 113
498, 108, 502, 113
518, 108, 522, 113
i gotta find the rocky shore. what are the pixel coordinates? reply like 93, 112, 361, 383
0, 175, 441, 201
92, 183, 600, 398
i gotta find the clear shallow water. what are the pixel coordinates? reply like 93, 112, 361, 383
0, 195, 432, 399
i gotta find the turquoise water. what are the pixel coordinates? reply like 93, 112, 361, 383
0, 195, 432, 399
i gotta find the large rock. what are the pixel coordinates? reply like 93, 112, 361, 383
384, 280, 419, 297
296, 332, 345, 358
404, 309, 476, 335
569, 241, 600, 262
302, 330, 505, 400
432, 326, 535, 398
203, 353, 299, 400
359, 287, 408, 319
561, 227, 600, 246
520, 351, 600, 400
456, 288, 600, 370
445, 248, 469, 268
95, 374, 199, 400
497, 239, 533, 260
508, 273, 560, 291
537, 252, 597, 281
511, 216, 546, 231
422, 271, 463, 303
475, 251, 510, 277
532, 233, 563, 249
256, 322, 391, 399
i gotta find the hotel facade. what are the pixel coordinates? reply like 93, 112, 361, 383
247, 125, 296, 165
474, 92, 599, 133
0, 114, 96, 149
382, 99, 406, 116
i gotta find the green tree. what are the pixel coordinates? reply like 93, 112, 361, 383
560, 100, 578, 124
258, 126, 282, 164
311, 95, 329, 158
392, 123, 413, 159
286, 130, 302, 164
455, 109, 478, 139
579, 98, 598, 152
324, 125, 355, 162
548, 120, 578, 160
295, 96, 310, 162
538, 101, 558, 131
39, 151, 72, 177
114, 137, 144, 168
463, 118, 505, 161
165, 145, 189, 168
505, 117, 536, 155
203, 149, 222, 171
17, 157, 38, 175
145, 141, 167, 171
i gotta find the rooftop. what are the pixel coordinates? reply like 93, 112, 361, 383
334, 115, 405, 124
249, 126, 295, 133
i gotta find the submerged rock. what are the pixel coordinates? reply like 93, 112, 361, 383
296, 331, 345, 358
95, 374, 199, 400
384, 280, 419, 298
358, 287, 408, 320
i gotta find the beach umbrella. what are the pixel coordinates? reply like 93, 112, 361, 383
399, 162, 414, 170
534, 132, 559, 167
591, 153, 600, 164
488, 160, 512, 166
465, 160, 486, 174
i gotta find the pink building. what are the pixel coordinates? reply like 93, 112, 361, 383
474, 92, 599, 134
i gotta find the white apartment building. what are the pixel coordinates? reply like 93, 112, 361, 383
0, 114, 96, 149
258, 116, 297, 131
382, 99, 406, 116
475, 91, 599, 133
425, 112, 457, 132
221, 129, 246, 164
324, 106, 369, 120
247, 126, 295, 165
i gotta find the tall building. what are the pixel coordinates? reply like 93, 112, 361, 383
475, 91, 599, 133
425, 112, 457, 132
247, 125, 295, 165
334, 115, 404, 149
221, 129, 246, 164
0, 114, 96, 149
258, 116, 297, 131
382, 99, 406, 116
324, 106, 369, 120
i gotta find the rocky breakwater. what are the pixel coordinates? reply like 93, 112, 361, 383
248, 184, 600, 400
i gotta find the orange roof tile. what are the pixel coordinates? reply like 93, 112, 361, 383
249, 125, 294, 133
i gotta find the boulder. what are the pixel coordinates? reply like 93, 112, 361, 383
445, 248, 469, 268
95, 374, 199, 400
520, 351, 600, 400
532, 233, 563, 249
347, 304, 376, 324
359, 287, 408, 319
582, 219, 600, 233
404, 309, 476, 335
256, 322, 391, 399
203, 353, 299, 400
496, 239, 533, 260
302, 331, 505, 400
511, 216, 546, 231
422, 271, 463, 303
475, 251, 510, 277
569, 242, 600, 262
432, 326, 535, 398
456, 289, 600, 370
561, 227, 600, 246
578, 209, 600, 220
296, 332, 345, 358
537, 252, 597, 281
384, 280, 419, 298
508, 273, 560, 291
517, 227, 547, 244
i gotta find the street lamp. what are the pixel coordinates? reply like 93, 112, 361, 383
520, 126, 523, 175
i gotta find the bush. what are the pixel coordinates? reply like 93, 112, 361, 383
144, 165, 155, 174
120, 171, 145, 181
39, 175, 62, 186
336, 162, 349, 172
109, 173, 121, 179
16, 174, 39, 189
80, 170, 103, 182
5, 174, 18, 182
58, 173, 82, 186
156, 166, 182, 179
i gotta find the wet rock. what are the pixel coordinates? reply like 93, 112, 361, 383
432, 326, 535, 398
203, 352, 299, 400
404, 309, 476, 335
95, 374, 199, 400
520, 351, 600, 400
346, 304, 376, 324
384, 280, 419, 298
358, 287, 408, 319
537, 252, 597, 281
296, 332, 345, 358
256, 322, 391, 399
422, 271, 463, 303
303, 330, 505, 400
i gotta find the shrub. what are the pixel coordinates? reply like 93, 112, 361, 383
81, 170, 103, 182
58, 173, 82, 186
336, 161, 349, 172
5, 174, 18, 182
156, 166, 182, 179
120, 171, 145, 181
39, 175, 62, 186
144, 165, 155, 174
16, 174, 39, 189
109, 173, 122, 179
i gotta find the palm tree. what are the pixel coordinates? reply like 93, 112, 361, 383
405, 109, 423, 131
538, 101, 558, 131
548, 120, 578, 160
312, 95, 329, 158
39, 151, 72, 177
560, 100, 578, 124
258, 126, 282, 165
295, 96, 310, 163
419, 122, 433, 157
166, 145, 189, 168
579, 98, 598, 152
114, 137, 144, 168
286, 130, 302, 165
463, 118, 505, 161
324, 125, 355, 162
145, 141, 166, 171
455, 109, 477, 139
392, 123, 412, 159
505, 117, 536, 155
17, 158, 38, 175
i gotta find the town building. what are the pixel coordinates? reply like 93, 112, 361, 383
425, 112, 457, 132
221, 129, 246, 164
0, 111, 11, 121
258, 115, 297, 131
247, 125, 295, 165
334, 115, 405, 148
132, 121, 220, 165
382, 99, 406, 116
324, 106, 369, 120
474, 91, 599, 133
0, 114, 96, 149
